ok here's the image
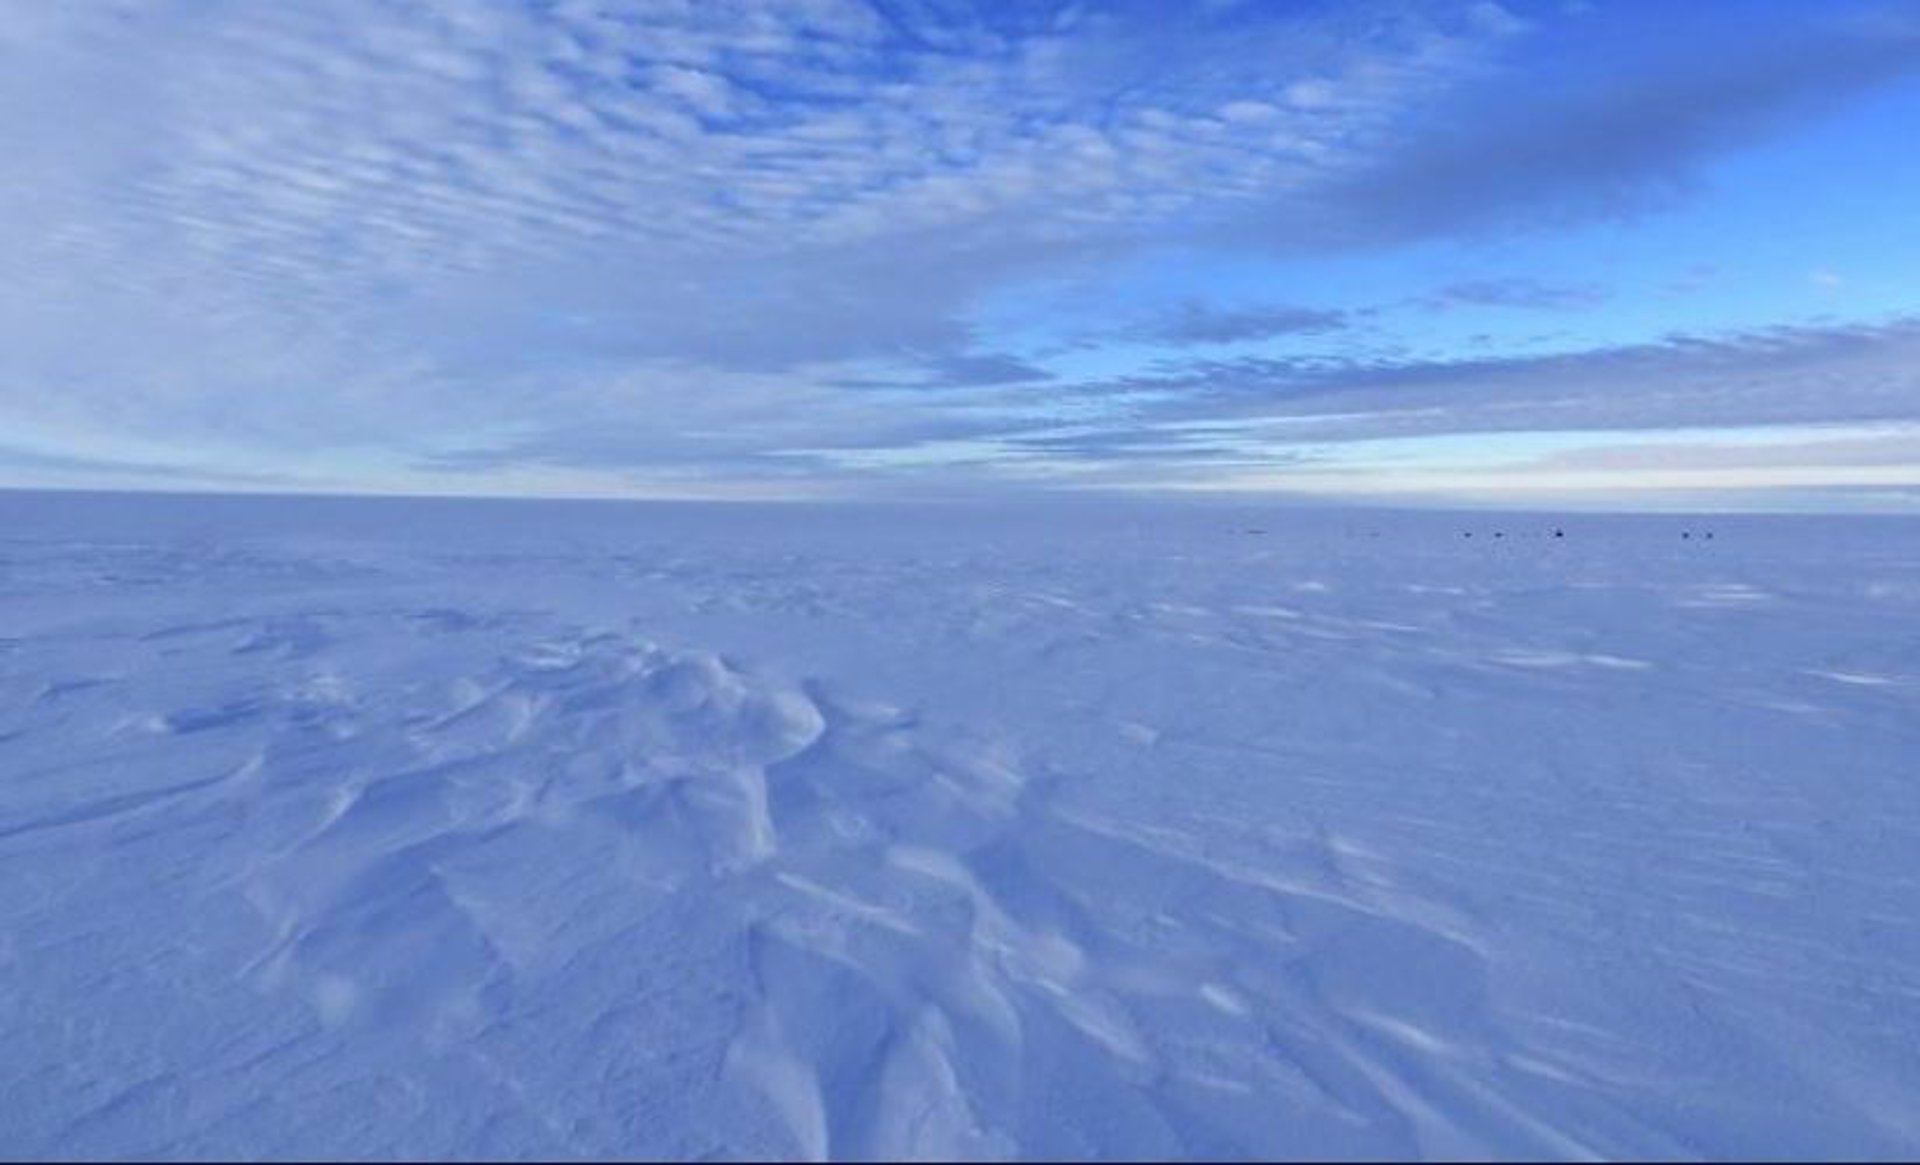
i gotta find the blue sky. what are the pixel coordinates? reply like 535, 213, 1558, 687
4, 0, 1920, 506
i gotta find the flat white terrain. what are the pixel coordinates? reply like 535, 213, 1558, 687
2, 491, 1917, 1160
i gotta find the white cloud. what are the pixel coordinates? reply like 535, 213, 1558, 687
0, 0, 1520, 490
3, 0, 1913, 499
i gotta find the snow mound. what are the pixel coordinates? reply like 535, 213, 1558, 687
3, 493, 1919, 1159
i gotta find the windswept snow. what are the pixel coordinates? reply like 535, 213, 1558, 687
3, 492, 1919, 1159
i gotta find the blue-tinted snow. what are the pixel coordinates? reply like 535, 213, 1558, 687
2, 491, 1918, 1159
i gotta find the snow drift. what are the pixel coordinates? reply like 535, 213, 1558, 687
2, 492, 1917, 1159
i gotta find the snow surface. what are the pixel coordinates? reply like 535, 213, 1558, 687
3, 491, 1919, 1160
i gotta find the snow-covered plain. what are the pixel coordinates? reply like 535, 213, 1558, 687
3, 490, 1918, 1160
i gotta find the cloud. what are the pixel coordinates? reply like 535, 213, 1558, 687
0, 444, 296, 488
1053, 316, 1920, 442
1128, 302, 1350, 345
1421, 278, 1608, 312
1662, 263, 1721, 296
1531, 425, 1920, 473
0, 0, 1520, 478
918, 353, 1058, 387
2, 1, 1918, 500
999, 423, 1290, 464
1221, 2, 1920, 248
409, 315, 1920, 490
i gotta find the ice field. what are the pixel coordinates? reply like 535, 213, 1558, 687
3, 490, 1918, 1159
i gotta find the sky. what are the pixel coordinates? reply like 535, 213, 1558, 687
4, 0, 1920, 508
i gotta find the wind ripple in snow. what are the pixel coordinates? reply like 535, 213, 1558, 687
0, 612, 1615, 1159
5, 502, 1920, 1160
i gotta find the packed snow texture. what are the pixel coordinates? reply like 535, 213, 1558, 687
2, 491, 1918, 1160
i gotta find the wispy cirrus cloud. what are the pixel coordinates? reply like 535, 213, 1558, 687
814, 316, 1920, 485
0, 0, 1519, 475
1125, 302, 1352, 346
1224, 2, 1920, 248
1420, 279, 1609, 312
3, 1, 1919, 502
1070, 316, 1920, 440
